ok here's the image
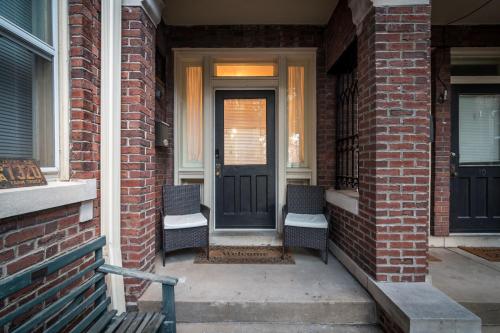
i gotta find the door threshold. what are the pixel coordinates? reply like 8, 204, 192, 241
211, 230, 281, 247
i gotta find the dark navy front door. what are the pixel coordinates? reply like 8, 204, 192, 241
215, 90, 276, 229
450, 85, 500, 232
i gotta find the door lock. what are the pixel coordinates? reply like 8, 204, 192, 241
215, 163, 222, 178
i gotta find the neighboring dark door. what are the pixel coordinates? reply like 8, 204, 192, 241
215, 90, 276, 229
450, 85, 500, 232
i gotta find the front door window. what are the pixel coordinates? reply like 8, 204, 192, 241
459, 95, 500, 164
223, 99, 267, 165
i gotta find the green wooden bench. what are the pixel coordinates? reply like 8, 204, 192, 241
0, 236, 178, 333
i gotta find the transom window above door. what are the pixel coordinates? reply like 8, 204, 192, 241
214, 62, 277, 77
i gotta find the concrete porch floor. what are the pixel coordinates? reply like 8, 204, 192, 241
429, 247, 500, 333
138, 247, 380, 332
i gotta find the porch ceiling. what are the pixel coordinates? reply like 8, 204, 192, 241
432, 0, 500, 25
162, 0, 339, 25
162, 0, 500, 26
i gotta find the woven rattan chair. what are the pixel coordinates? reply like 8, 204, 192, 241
161, 185, 209, 266
282, 185, 329, 264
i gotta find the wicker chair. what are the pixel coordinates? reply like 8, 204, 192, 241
161, 185, 209, 266
282, 185, 329, 264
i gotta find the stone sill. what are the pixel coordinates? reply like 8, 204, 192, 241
325, 189, 359, 216
0, 179, 97, 220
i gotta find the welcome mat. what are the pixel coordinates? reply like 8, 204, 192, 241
458, 247, 500, 262
194, 246, 295, 264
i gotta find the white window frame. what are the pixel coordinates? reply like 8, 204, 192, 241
0, 0, 65, 179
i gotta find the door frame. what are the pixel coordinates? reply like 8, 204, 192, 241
214, 90, 277, 229
450, 84, 500, 233
173, 48, 318, 233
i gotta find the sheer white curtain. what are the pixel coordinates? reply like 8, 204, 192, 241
287, 66, 305, 166
185, 66, 203, 163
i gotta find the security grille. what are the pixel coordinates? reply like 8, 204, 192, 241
335, 68, 359, 190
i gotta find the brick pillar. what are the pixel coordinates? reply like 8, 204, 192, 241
357, 3, 431, 282
121, 6, 156, 306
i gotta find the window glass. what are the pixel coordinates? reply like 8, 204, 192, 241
287, 65, 305, 167
0, 36, 54, 167
459, 94, 500, 164
214, 63, 277, 77
224, 99, 267, 165
183, 65, 203, 166
0, 0, 53, 44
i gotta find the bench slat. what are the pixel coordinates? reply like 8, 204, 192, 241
142, 313, 165, 333
0, 237, 106, 299
0, 258, 105, 327
103, 313, 127, 333
135, 313, 154, 333
69, 297, 110, 333
126, 312, 147, 332
115, 312, 137, 333
86, 310, 117, 333
11, 273, 105, 333
44, 284, 107, 333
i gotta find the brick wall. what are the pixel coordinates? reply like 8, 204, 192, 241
0, 0, 102, 326
154, 31, 173, 252
121, 6, 157, 307
431, 47, 451, 236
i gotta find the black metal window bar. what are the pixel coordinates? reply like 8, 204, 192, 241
335, 68, 359, 190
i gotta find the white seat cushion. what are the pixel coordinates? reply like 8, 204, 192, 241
285, 213, 328, 229
164, 213, 207, 230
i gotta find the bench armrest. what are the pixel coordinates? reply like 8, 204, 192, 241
97, 264, 178, 286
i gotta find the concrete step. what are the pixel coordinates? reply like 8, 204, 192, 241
177, 323, 383, 333
139, 299, 377, 324
138, 250, 377, 325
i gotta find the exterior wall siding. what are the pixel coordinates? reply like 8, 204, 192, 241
0, 0, 102, 324
121, 6, 157, 307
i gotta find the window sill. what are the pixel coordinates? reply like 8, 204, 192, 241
0, 179, 97, 220
325, 189, 359, 216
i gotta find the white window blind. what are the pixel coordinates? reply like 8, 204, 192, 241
459, 94, 500, 164
0, 0, 56, 168
223, 99, 267, 165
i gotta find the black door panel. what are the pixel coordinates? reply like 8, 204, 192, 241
215, 90, 276, 229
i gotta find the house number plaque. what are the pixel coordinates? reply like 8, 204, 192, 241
0, 159, 47, 189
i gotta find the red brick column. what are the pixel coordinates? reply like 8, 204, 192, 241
359, 4, 432, 282
328, 1, 432, 283
121, 6, 156, 306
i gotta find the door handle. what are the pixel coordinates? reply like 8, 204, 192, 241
215, 163, 222, 178
450, 163, 458, 177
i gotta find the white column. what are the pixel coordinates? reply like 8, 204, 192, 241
101, 0, 126, 313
